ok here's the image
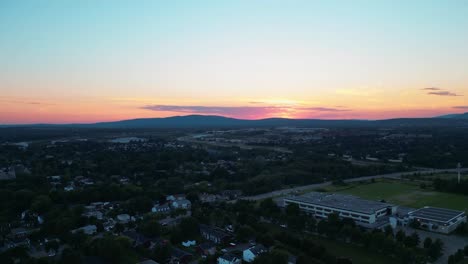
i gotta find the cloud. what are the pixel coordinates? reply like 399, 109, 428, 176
421, 87, 462, 96
427, 91, 462, 96
453, 106, 468, 109
0, 99, 52, 105
141, 104, 350, 118
422, 87, 441, 91
299, 107, 350, 112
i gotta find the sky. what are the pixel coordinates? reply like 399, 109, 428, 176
1, 0, 468, 124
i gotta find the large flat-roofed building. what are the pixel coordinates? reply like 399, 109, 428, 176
284, 192, 397, 228
408, 206, 466, 234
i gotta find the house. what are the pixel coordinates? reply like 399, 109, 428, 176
197, 241, 216, 256
199, 193, 219, 203
83, 210, 103, 220
171, 199, 191, 210
5, 228, 32, 249
152, 203, 171, 214
0, 167, 16, 180
171, 247, 192, 263
64, 184, 75, 192
181, 240, 196, 247
243, 245, 267, 263
136, 260, 160, 264
166, 194, 186, 202
122, 231, 152, 248
71, 225, 97, 235
199, 224, 231, 244
217, 253, 241, 264
117, 214, 131, 224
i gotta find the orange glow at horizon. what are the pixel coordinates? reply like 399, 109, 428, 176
1, 91, 466, 124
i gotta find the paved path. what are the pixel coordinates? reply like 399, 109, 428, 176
239, 168, 468, 201
397, 227, 468, 264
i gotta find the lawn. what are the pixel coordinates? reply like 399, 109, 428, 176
322, 179, 468, 212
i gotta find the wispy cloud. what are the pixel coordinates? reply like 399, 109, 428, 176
427, 91, 462, 96
422, 87, 441, 91
141, 104, 350, 118
453, 106, 468, 109
421, 87, 462, 96
0, 99, 53, 105
299, 107, 350, 112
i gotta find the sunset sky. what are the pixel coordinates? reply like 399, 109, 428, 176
1, 0, 468, 124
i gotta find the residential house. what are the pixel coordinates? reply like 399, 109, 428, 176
152, 203, 171, 214
199, 224, 231, 244
181, 240, 196, 247
199, 193, 219, 203
71, 225, 97, 235
171, 247, 192, 263
243, 245, 267, 263
0, 167, 16, 180
117, 214, 131, 224
217, 254, 241, 264
197, 241, 216, 256
171, 199, 191, 210
166, 194, 186, 202
122, 231, 152, 248
5, 228, 32, 249
136, 260, 160, 264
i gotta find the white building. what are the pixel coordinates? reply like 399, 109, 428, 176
218, 254, 241, 264
284, 192, 396, 228
243, 245, 267, 263
407, 206, 467, 234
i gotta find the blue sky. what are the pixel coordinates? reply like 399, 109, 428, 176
1, 0, 467, 123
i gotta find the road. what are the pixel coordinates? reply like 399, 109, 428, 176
239, 168, 468, 201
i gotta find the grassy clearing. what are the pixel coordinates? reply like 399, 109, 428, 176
324, 179, 468, 212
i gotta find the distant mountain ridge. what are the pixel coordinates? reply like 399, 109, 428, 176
436, 112, 468, 119
2, 114, 468, 128
69, 115, 468, 128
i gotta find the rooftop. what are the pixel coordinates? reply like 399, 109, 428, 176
285, 192, 393, 215
409, 207, 465, 223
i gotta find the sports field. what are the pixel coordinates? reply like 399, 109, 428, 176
323, 179, 468, 212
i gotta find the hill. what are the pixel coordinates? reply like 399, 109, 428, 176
2, 115, 468, 129
436, 112, 468, 119
82, 115, 468, 128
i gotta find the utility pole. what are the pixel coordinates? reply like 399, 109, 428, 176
457, 162, 461, 184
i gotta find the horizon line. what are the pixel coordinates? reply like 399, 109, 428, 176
1, 113, 465, 126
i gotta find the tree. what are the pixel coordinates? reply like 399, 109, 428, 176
236, 225, 255, 242
395, 230, 405, 243
428, 238, 443, 261
30, 195, 52, 214
404, 232, 419, 248
59, 248, 81, 264
285, 204, 300, 217
178, 217, 199, 238
260, 198, 280, 218
153, 244, 171, 263
423, 237, 432, 249
139, 218, 162, 237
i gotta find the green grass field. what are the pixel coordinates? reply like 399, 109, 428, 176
322, 179, 468, 212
